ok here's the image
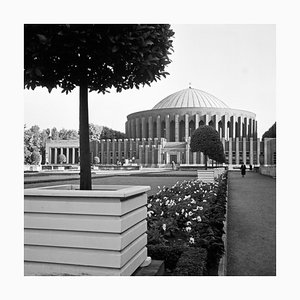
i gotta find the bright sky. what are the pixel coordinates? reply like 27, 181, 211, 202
24, 24, 275, 138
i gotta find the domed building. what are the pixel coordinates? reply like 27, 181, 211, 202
45, 87, 275, 168
126, 87, 257, 141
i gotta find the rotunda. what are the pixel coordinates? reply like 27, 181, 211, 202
126, 87, 257, 141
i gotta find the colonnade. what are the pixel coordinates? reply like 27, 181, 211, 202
48, 147, 79, 164
126, 113, 257, 141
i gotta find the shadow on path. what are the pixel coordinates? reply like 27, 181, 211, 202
226, 171, 276, 276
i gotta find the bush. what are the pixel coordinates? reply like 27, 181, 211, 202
31, 151, 41, 165
58, 153, 66, 164
93, 156, 100, 164
147, 172, 228, 274
147, 244, 187, 271
174, 247, 207, 276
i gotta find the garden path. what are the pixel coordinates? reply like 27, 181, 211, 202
226, 171, 276, 276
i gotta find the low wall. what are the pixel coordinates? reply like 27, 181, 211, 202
24, 184, 150, 276
24, 165, 42, 172
260, 166, 276, 178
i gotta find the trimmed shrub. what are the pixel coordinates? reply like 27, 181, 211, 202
93, 156, 100, 164
58, 153, 66, 164
174, 247, 207, 276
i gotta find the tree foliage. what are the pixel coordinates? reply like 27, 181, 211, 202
262, 122, 276, 139
24, 24, 174, 94
100, 126, 126, 140
24, 24, 174, 190
190, 125, 225, 167
31, 151, 41, 165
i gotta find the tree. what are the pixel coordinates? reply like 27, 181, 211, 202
51, 127, 59, 140
190, 125, 224, 169
31, 151, 41, 165
25, 24, 174, 190
262, 122, 276, 139
58, 153, 66, 164
100, 126, 126, 140
89, 123, 103, 140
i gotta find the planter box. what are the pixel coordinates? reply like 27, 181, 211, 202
24, 184, 150, 276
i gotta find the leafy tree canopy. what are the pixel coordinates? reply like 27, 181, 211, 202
190, 125, 225, 166
24, 24, 174, 94
262, 122, 276, 139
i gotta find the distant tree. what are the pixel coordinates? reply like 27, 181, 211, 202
51, 127, 59, 140
262, 122, 276, 139
39, 128, 51, 164
190, 125, 224, 169
100, 126, 126, 140
89, 123, 103, 140
58, 128, 69, 140
31, 151, 41, 165
93, 156, 100, 164
58, 153, 66, 164
66, 129, 79, 140
25, 24, 174, 190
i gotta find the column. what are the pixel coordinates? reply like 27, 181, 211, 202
66, 148, 69, 164
112, 139, 116, 164
243, 137, 247, 164
100, 141, 104, 164
156, 115, 161, 140
250, 137, 254, 165
141, 117, 146, 138
106, 139, 111, 164
195, 113, 200, 129
165, 114, 170, 141
165, 152, 170, 164
228, 138, 233, 165
231, 116, 236, 138
264, 138, 268, 166
157, 145, 162, 164
54, 148, 57, 164
131, 119, 135, 139
248, 118, 253, 138
145, 145, 149, 166
175, 114, 179, 142
129, 139, 134, 159
257, 138, 260, 165
135, 138, 140, 158
72, 147, 75, 164
124, 139, 128, 160
185, 142, 190, 164
118, 139, 122, 163
243, 117, 248, 138
223, 115, 229, 139
139, 145, 143, 165
135, 118, 140, 139
236, 137, 239, 165
185, 114, 189, 141
238, 117, 242, 139
200, 152, 204, 165
193, 152, 197, 164
48, 147, 51, 164
148, 116, 153, 139
151, 145, 155, 167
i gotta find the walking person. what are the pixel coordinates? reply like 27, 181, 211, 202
240, 162, 246, 178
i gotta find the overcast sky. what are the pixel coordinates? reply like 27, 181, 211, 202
24, 24, 275, 138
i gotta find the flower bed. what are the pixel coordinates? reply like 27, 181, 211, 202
147, 172, 227, 275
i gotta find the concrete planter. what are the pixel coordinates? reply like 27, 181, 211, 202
24, 184, 150, 276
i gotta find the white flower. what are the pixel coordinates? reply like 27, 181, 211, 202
147, 211, 154, 217
186, 221, 191, 226
188, 211, 193, 216
197, 216, 202, 222
162, 224, 166, 231
185, 213, 188, 218
203, 200, 207, 203
175, 212, 179, 216
199, 206, 203, 211
160, 211, 164, 216
186, 226, 191, 232
147, 203, 152, 208
189, 237, 195, 244
181, 209, 185, 214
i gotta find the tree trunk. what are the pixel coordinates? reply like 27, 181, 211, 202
79, 81, 92, 190
205, 154, 208, 170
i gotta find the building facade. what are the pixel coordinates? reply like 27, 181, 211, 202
45, 87, 276, 167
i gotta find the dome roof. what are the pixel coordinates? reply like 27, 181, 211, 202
152, 87, 229, 110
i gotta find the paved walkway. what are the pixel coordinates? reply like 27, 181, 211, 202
226, 171, 276, 276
